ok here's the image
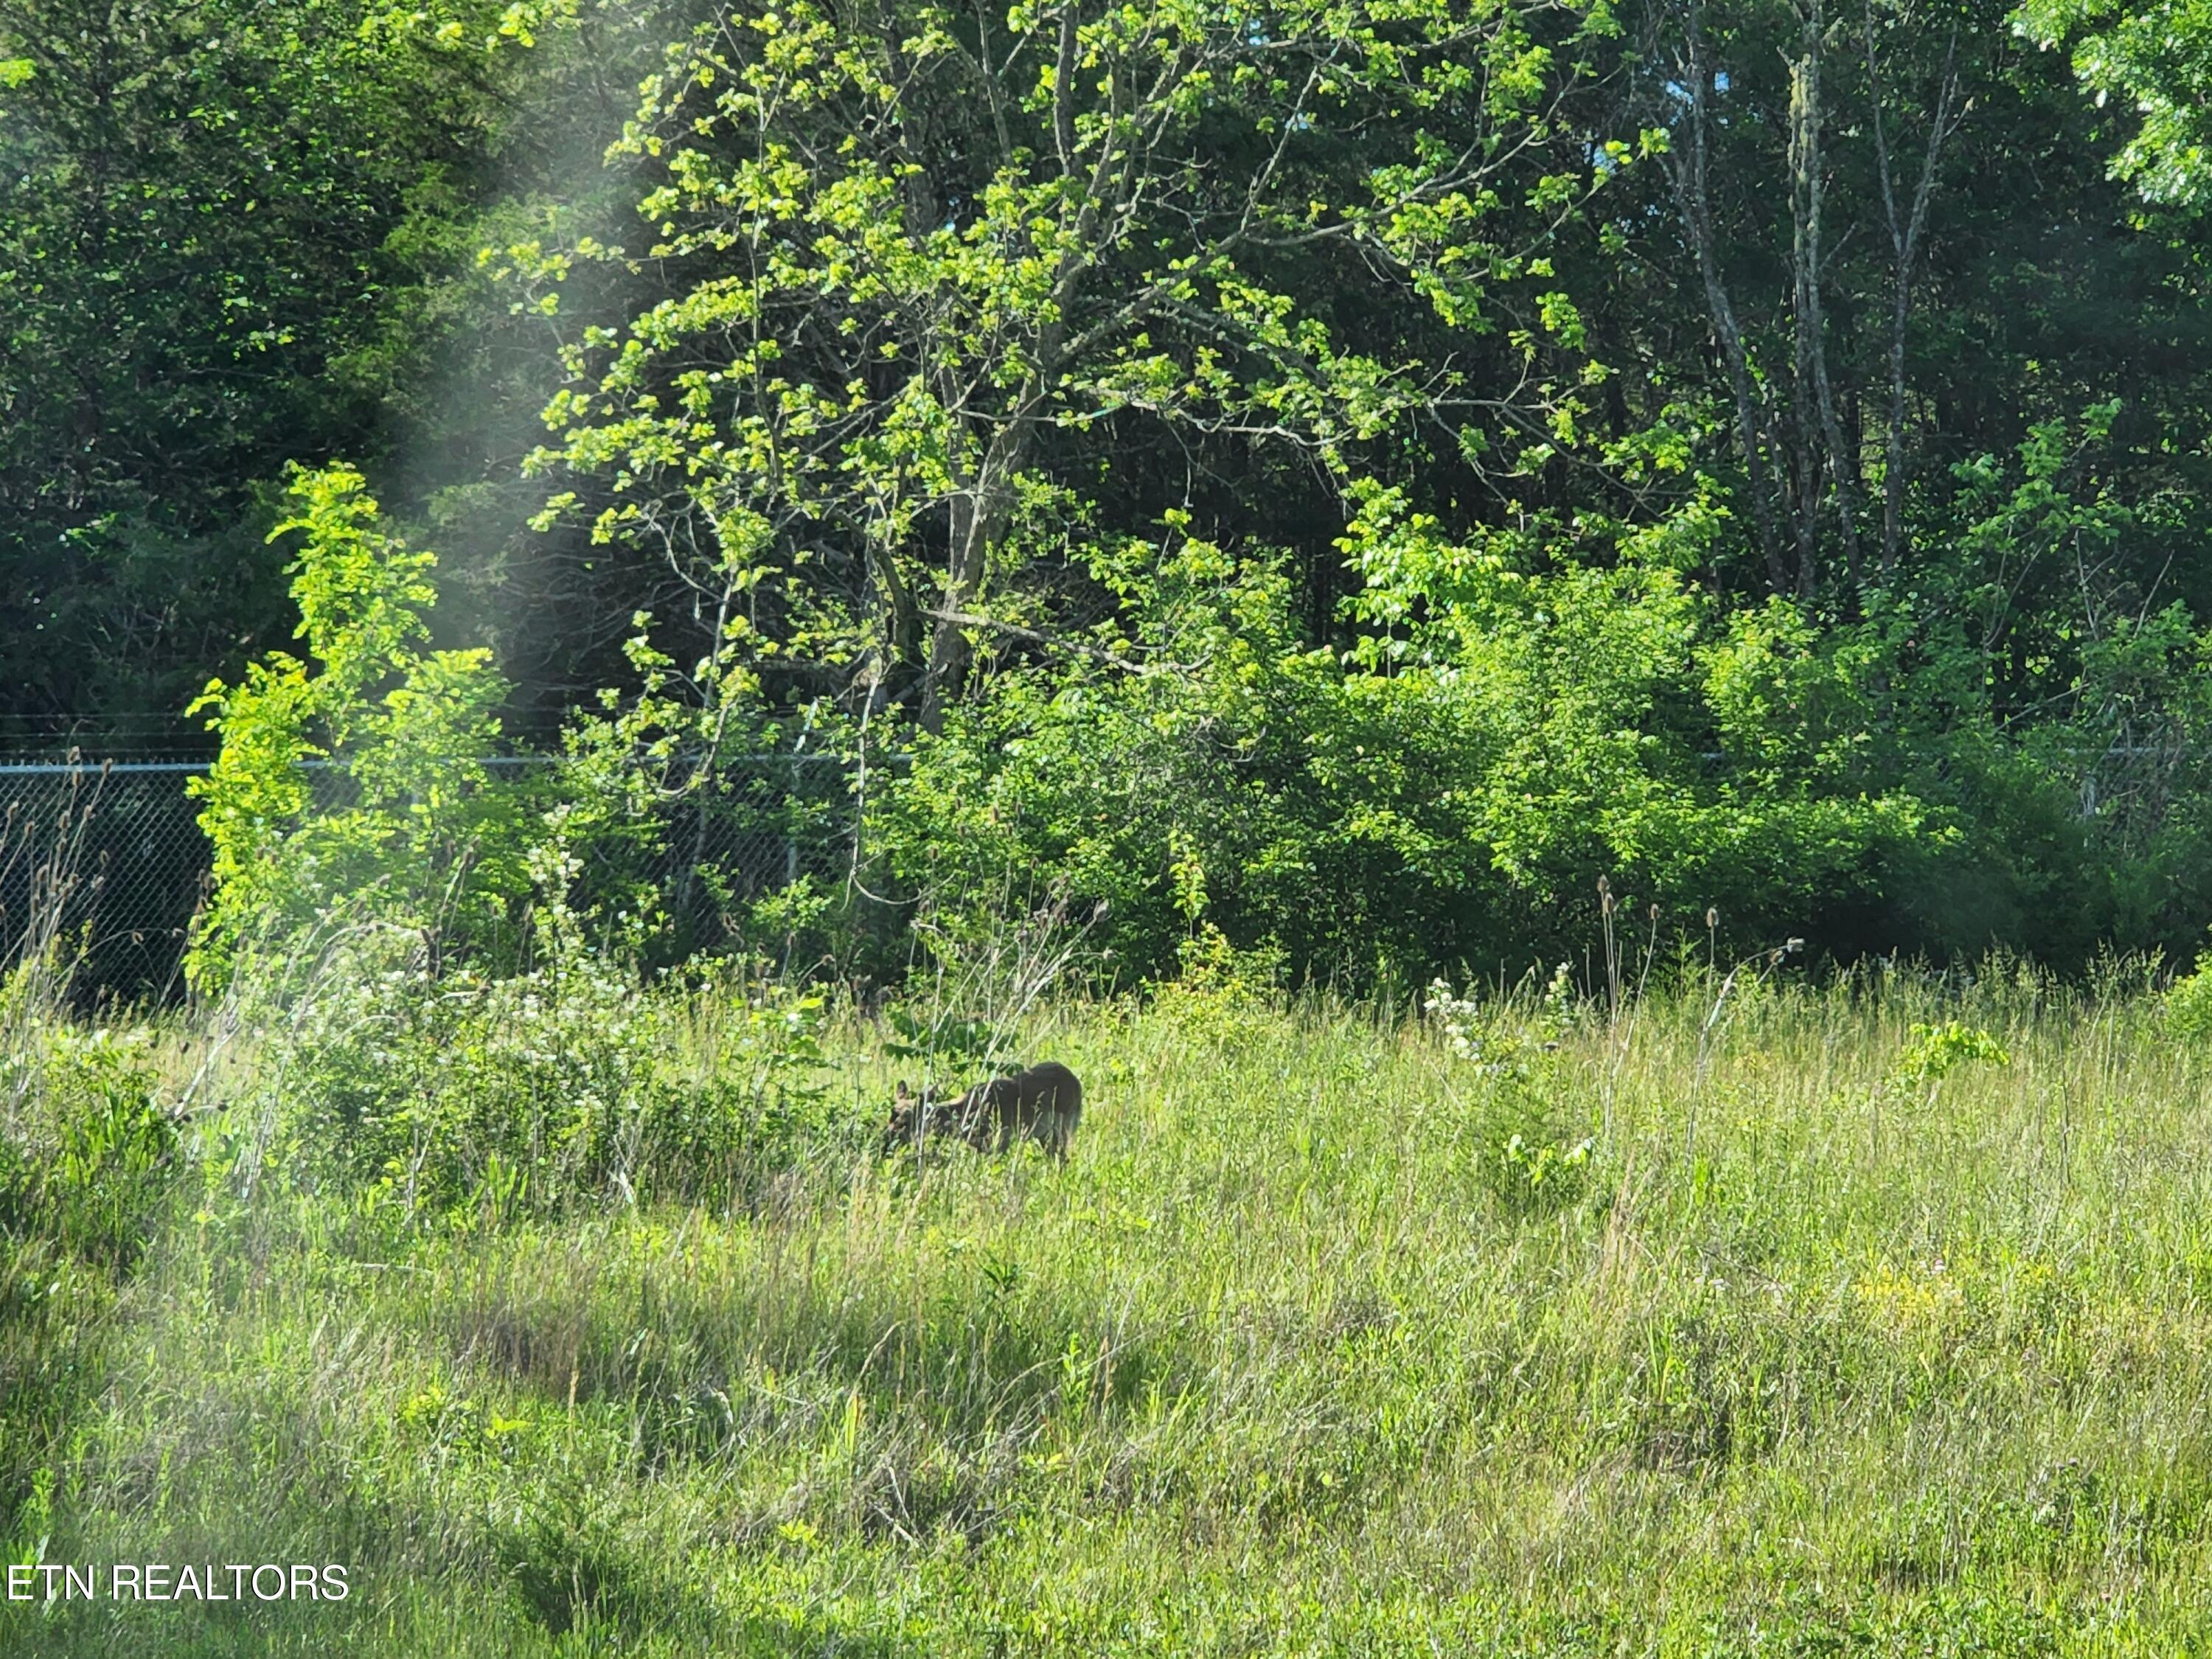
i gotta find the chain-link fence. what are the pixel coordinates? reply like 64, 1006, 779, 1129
0, 754, 858, 1001
1, 760, 209, 1000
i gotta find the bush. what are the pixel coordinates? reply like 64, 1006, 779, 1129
187, 465, 556, 990
2166, 953, 2212, 1041
871, 530, 1938, 990
867, 434, 2212, 987
246, 879, 838, 1225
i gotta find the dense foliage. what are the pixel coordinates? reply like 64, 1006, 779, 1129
8, 0, 2212, 978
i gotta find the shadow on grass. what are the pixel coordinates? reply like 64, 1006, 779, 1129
425, 1216, 1180, 1463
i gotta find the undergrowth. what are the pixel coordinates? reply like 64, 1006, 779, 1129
7, 958, 2212, 1654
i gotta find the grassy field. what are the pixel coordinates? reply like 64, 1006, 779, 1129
9, 961, 2212, 1655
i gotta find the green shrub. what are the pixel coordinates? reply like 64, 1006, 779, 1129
871, 527, 1941, 990
1483, 1121, 1596, 1220
186, 465, 554, 990
249, 883, 837, 1225
1891, 1020, 2012, 1088
2166, 940, 2212, 1041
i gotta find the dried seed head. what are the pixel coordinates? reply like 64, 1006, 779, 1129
1649, 902, 1660, 922
1705, 907, 1719, 931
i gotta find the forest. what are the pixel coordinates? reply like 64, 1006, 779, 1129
11, 0, 2212, 1652
7, 0, 2212, 979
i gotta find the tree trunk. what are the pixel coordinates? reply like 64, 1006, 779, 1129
1866, 12, 1961, 578
919, 448, 1014, 728
1676, 0, 1788, 593
1786, 0, 1861, 599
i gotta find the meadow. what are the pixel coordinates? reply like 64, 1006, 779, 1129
12, 0, 2212, 1647
8, 954, 2212, 1656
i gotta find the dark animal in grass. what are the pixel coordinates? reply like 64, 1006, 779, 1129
883, 1062, 1084, 1164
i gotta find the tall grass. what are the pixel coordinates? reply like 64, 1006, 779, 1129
10, 961, 2212, 1655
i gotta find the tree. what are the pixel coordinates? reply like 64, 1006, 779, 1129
528, 0, 1620, 738
1569, 0, 2212, 615
0, 0, 657, 731
2017, 0, 2212, 208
